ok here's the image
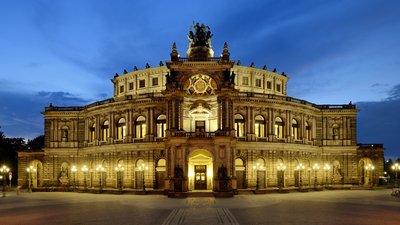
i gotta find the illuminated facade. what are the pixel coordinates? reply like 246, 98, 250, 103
18, 24, 383, 194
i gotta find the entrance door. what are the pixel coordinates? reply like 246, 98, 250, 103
257, 170, 265, 189
195, 121, 205, 132
194, 165, 207, 190
237, 171, 245, 189
155, 171, 165, 189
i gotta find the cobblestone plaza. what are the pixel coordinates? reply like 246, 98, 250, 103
0, 189, 399, 225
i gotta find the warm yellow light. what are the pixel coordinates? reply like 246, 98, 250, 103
277, 163, 286, 171
71, 165, 77, 172
312, 163, 320, 171
82, 165, 88, 172
188, 167, 194, 177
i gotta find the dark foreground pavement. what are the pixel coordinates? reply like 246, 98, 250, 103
0, 189, 399, 225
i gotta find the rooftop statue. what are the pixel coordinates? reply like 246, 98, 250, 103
187, 22, 213, 48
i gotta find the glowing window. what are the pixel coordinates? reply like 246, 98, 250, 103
275, 117, 284, 139
136, 116, 146, 138
235, 114, 245, 137
255, 115, 265, 138
117, 118, 126, 140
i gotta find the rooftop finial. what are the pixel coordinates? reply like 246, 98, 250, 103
170, 42, 179, 61
221, 42, 230, 61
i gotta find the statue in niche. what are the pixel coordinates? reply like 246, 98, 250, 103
62, 129, 68, 142
218, 164, 228, 179
333, 127, 339, 140
173, 165, 184, 192
230, 71, 236, 85
58, 163, 69, 186
218, 164, 230, 192
174, 165, 184, 178
332, 162, 343, 183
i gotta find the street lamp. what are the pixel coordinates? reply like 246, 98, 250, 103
0, 165, 10, 197
391, 163, 400, 188
296, 163, 305, 190
137, 163, 148, 191
253, 163, 264, 190
312, 163, 320, 189
82, 165, 88, 191
323, 164, 331, 188
365, 163, 375, 188
26, 165, 36, 193
71, 165, 77, 190
115, 164, 125, 191
277, 163, 286, 190
96, 165, 105, 192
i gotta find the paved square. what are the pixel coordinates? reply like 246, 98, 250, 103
0, 189, 399, 225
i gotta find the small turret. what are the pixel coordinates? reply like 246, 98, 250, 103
221, 42, 230, 61
170, 42, 179, 61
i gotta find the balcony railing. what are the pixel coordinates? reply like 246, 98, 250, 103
237, 92, 356, 110
177, 57, 222, 62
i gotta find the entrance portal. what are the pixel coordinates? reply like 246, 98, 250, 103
194, 165, 207, 189
188, 149, 213, 191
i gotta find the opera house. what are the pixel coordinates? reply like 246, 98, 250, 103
18, 24, 383, 195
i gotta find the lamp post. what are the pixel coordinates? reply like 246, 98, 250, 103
71, 165, 77, 190
277, 163, 286, 191
312, 163, 320, 189
0, 165, 10, 197
365, 163, 375, 188
137, 164, 148, 191
26, 165, 36, 193
391, 163, 400, 188
96, 165, 105, 192
323, 164, 330, 188
296, 163, 305, 190
115, 164, 125, 191
82, 165, 88, 191
9, 171, 12, 189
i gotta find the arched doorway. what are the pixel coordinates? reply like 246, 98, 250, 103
359, 158, 372, 186
188, 149, 213, 191
235, 158, 246, 189
135, 159, 146, 189
28, 160, 42, 188
255, 158, 266, 189
155, 159, 166, 189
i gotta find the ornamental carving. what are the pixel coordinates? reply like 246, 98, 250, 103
184, 74, 217, 95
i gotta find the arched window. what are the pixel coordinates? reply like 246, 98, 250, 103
89, 123, 95, 142
274, 117, 284, 139
156, 115, 166, 138
305, 121, 312, 141
116, 118, 126, 140
234, 114, 245, 137
255, 115, 265, 138
101, 120, 109, 141
135, 116, 146, 139
292, 119, 299, 140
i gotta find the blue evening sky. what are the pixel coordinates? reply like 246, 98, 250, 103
0, 0, 399, 158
